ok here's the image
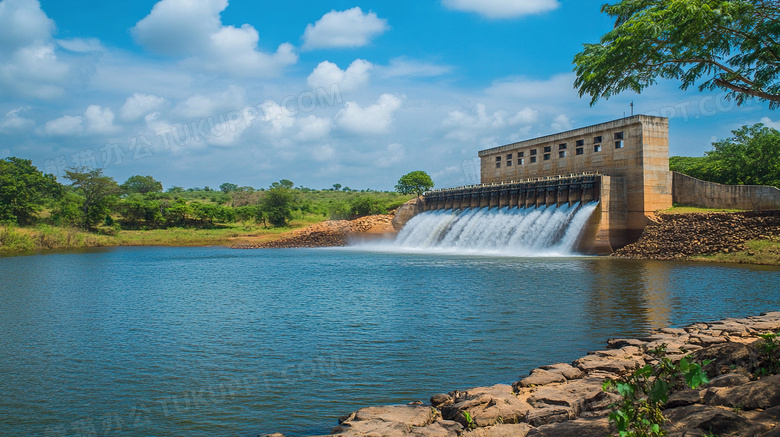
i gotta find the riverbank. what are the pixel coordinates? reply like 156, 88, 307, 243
613, 210, 780, 265
261, 312, 780, 437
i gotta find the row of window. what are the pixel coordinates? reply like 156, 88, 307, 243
495, 132, 625, 168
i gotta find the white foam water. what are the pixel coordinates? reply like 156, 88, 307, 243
354, 201, 598, 257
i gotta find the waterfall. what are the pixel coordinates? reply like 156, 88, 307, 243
389, 202, 598, 256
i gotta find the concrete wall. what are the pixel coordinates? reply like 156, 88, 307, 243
672, 172, 780, 210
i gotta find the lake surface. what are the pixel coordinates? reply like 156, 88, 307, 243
1, 246, 779, 436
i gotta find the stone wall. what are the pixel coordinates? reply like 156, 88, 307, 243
673, 172, 780, 210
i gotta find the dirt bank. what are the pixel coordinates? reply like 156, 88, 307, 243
613, 210, 780, 262
229, 214, 396, 249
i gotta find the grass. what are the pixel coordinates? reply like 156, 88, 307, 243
692, 239, 780, 266
0, 213, 341, 254
658, 205, 746, 215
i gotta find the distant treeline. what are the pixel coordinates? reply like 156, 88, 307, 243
670, 123, 780, 188
0, 158, 412, 232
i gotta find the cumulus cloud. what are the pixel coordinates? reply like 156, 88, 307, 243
336, 94, 403, 135
175, 86, 245, 119
132, 0, 297, 76
120, 93, 167, 121
376, 143, 405, 167
759, 116, 780, 130
443, 103, 538, 142
44, 105, 118, 136
307, 59, 372, 92
302, 7, 388, 50
0, 0, 71, 98
442, 0, 559, 19
550, 113, 572, 132
0, 107, 34, 132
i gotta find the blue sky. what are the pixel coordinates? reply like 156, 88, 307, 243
1, 0, 777, 190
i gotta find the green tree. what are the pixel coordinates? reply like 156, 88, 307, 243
350, 195, 387, 217
671, 123, 780, 187
261, 186, 295, 227
219, 183, 238, 193
120, 175, 163, 195
574, 0, 780, 107
0, 157, 60, 225
116, 194, 164, 229
395, 171, 434, 197
63, 168, 120, 229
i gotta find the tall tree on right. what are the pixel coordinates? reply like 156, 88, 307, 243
574, 0, 780, 108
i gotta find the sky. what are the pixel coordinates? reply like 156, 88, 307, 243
1, 0, 777, 191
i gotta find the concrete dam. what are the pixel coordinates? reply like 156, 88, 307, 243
395, 116, 673, 255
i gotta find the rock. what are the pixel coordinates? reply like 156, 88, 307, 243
431, 394, 453, 408
702, 373, 751, 388
538, 363, 584, 380
662, 404, 769, 436
515, 369, 567, 388
572, 355, 641, 375
527, 417, 610, 437
665, 389, 702, 408
408, 420, 463, 437
528, 377, 606, 417
606, 338, 646, 349
526, 406, 572, 427
461, 423, 533, 437
350, 405, 439, 427
694, 342, 759, 376
703, 375, 780, 410
660, 328, 689, 336
441, 385, 531, 427
392, 198, 424, 231
331, 419, 412, 436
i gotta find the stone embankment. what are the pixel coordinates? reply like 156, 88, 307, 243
613, 210, 780, 260
231, 215, 395, 249
263, 312, 780, 437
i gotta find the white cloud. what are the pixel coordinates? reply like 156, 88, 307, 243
379, 57, 453, 78
550, 113, 572, 132
0, 107, 34, 132
57, 38, 104, 53
443, 103, 538, 142
84, 105, 118, 134
442, 0, 559, 19
376, 143, 405, 167
120, 93, 167, 121
45, 115, 83, 136
132, 0, 297, 77
302, 7, 388, 50
759, 116, 780, 130
0, 0, 71, 98
293, 115, 332, 142
307, 59, 372, 92
336, 94, 403, 135
175, 86, 245, 119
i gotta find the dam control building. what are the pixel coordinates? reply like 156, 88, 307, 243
423, 115, 673, 253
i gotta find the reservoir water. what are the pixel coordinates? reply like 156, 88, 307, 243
1, 246, 779, 436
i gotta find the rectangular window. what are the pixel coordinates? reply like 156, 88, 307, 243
518, 151, 524, 157
507, 153, 513, 160
576, 147, 584, 155
506, 159, 512, 166
543, 153, 551, 161
614, 131, 624, 140
543, 146, 551, 153
518, 158, 524, 165
594, 135, 602, 143
575, 139, 584, 147
530, 149, 537, 156
594, 144, 602, 153
496, 156, 501, 161
530, 156, 537, 163
615, 140, 624, 149
559, 143, 567, 150
559, 150, 567, 158
496, 162, 501, 168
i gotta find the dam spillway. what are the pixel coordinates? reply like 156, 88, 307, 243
394, 202, 598, 256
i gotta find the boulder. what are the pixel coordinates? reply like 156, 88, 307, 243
408, 420, 463, 437
331, 419, 412, 436
515, 369, 567, 388
703, 375, 780, 410
350, 405, 439, 427
441, 385, 532, 427
702, 373, 751, 388
527, 417, 610, 437
694, 342, 759, 376
526, 406, 572, 427
538, 363, 584, 380
461, 423, 534, 437
392, 198, 424, 231
528, 377, 606, 417
431, 393, 453, 408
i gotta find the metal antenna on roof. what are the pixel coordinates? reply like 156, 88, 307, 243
630, 101, 634, 116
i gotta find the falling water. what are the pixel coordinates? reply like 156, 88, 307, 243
391, 201, 598, 256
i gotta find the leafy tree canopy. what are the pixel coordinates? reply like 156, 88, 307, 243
64, 167, 120, 229
395, 171, 434, 197
670, 123, 780, 187
0, 157, 60, 225
121, 175, 163, 194
574, 0, 780, 108
261, 186, 296, 227
219, 183, 238, 193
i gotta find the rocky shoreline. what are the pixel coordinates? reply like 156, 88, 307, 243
262, 312, 780, 437
613, 210, 780, 261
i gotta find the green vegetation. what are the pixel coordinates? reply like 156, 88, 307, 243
670, 124, 780, 188
691, 239, 780, 266
395, 170, 434, 197
756, 331, 780, 376
0, 156, 416, 253
574, 0, 780, 108
659, 206, 745, 215
603, 345, 711, 437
